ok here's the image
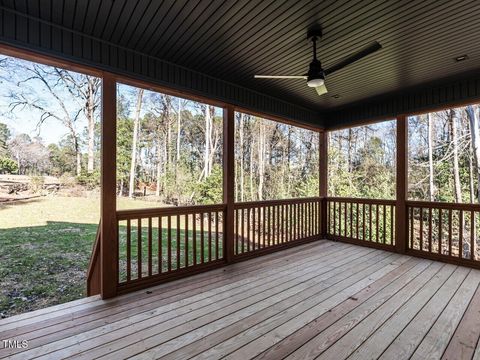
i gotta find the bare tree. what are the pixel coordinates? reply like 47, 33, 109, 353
466, 105, 480, 203
8, 64, 87, 176
449, 110, 463, 203
427, 113, 436, 201
128, 88, 144, 197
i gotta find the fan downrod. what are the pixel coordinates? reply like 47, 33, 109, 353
307, 27, 322, 40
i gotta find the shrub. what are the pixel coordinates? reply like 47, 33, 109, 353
0, 157, 18, 174
29, 175, 45, 193
76, 170, 100, 190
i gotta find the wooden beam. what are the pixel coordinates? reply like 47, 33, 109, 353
100, 73, 118, 298
223, 105, 235, 263
319, 130, 328, 238
395, 115, 408, 253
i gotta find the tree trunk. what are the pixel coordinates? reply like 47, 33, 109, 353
86, 79, 96, 173
175, 98, 182, 179
469, 149, 475, 203
427, 113, 435, 201
239, 113, 245, 202
76, 150, 82, 177
258, 120, 265, 200
129, 88, 144, 198
466, 105, 480, 203
203, 105, 212, 178
156, 139, 162, 197
449, 109, 462, 203
249, 136, 254, 201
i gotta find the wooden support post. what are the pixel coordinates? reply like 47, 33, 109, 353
319, 130, 328, 238
223, 105, 235, 263
396, 115, 408, 253
100, 73, 118, 298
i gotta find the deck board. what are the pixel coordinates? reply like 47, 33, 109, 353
1, 240, 480, 360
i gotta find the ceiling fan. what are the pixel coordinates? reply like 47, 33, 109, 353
254, 28, 382, 96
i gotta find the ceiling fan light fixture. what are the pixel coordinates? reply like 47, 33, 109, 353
307, 78, 325, 87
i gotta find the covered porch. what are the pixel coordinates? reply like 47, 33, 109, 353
2, 0, 480, 359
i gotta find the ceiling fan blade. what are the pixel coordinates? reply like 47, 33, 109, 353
324, 41, 382, 76
254, 75, 307, 79
315, 84, 328, 96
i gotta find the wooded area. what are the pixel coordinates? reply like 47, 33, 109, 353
328, 121, 396, 199
409, 106, 480, 204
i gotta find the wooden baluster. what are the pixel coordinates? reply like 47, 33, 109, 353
208, 212, 212, 261
263, 206, 266, 248
383, 204, 386, 244
193, 214, 197, 266
419, 208, 423, 251
471, 210, 475, 261
327, 200, 331, 235
375, 204, 379, 243
177, 215, 181, 269
137, 218, 142, 278
215, 211, 220, 260
363, 203, 366, 241
236, 208, 239, 254
344, 201, 347, 238
126, 219, 131, 282
459, 210, 464, 259
200, 212, 205, 263
297, 203, 301, 239
215, 211, 219, 260
369, 204, 373, 242
185, 214, 189, 267
448, 209, 453, 256
409, 207, 414, 249
247, 208, 251, 252
390, 205, 394, 245
349, 202, 353, 239
355, 202, 360, 240
267, 205, 271, 246
273, 205, 277, 245
280, 204, 283, 243
252, 207, 256, 250
300, 203, 304, 239
167, 216, 172, 271
309, 202, 312, 237
333, 201, 337, 236
287, 204, 290, 241
148, 217, 152, 277
158, 216, 162, 273
281, 204, 284, 243
241, 208, 245, 253
428, 207, 432, 253
438, 208, 442, 255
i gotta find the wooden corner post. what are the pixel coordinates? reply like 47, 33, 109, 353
100, 73, 118, 298
395, 115, 408, 253
223, 105, 235, 263
319, 130, 328, 238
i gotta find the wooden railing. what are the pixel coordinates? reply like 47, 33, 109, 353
116, 204, 226, 293
89, 196, 480, 297
407, 201, 480, 268
326, 197, 396, 249
233, 197, 322, 257
86, 221, 101, 296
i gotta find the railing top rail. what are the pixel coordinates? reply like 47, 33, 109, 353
326, 196, 396, 205
406, 200, 480, 211
117, 203, 227, 220
234, 197, 322, 209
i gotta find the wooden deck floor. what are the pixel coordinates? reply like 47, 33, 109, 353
1, 240, 480, 360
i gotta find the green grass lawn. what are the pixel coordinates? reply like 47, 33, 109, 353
0, 196, 214, 317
